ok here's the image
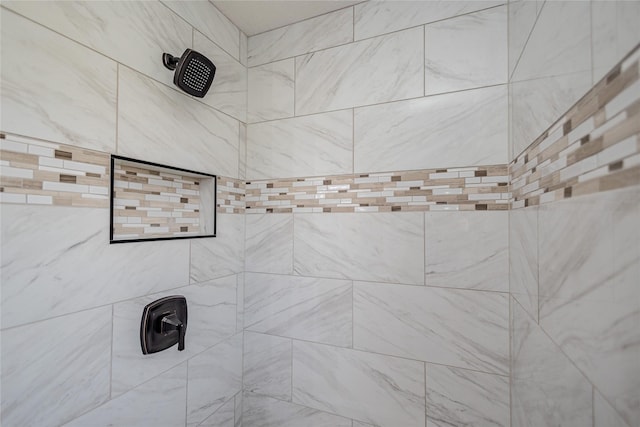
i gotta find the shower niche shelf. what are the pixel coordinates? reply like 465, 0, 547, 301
109, 155, 216, 244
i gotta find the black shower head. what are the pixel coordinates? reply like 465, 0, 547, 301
162, 49, 216, 98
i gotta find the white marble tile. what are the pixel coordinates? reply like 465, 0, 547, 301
234, 393, 243, 427
187, 334, 243, 426
118, 66, 239, 178
0, 10, 116, 151
245, 214, 294, 274
194, 30, 247, 122
355, 85, 507, 172
111, 276, 237, 396
243, 393, 352, 427
354, 282, 509, 375
239, 123, 247, 180
198, 395, 236, 427
538, 187, 640, 426
0, 205, 189, 328
247, 7, 353, 67
352, 422, 375, 427
236, 273, 245, 333
295, 27, 424, 115
292, 341, 425, 427
594, 390, 630, 427
243, 332, 292, 400
248, 59, 295, 123
511, 297, 593, 427
294, 212, 424, 285
190, 214, 244, 283
64, 363, 187, 427
3, 0, 192, 89
508, 0, 538, 79
244, 273, 352, 347
246, 110, 352, 180
1, 307, 111, 427
240, 32, 248, 67
510, 207, 539, 322
426, 364, 509, 427
354, 0, 503, 41
425, 211, 508, 292
511, 0, 591, 82
425, 6, 507, 95
162, 1, 240, 60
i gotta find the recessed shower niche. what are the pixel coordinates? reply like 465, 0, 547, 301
110, 155, 216, 243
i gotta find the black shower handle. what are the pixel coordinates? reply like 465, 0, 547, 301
161, 313, 185, 351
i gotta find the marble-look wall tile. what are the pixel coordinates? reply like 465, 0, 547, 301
239, 123, 247, 180
194, 30, 247, 122
1, 307, 111, 427
425, 211, 508, 292
352, 422, 375, 427
198, 395, 236, 427
248, 59, 295, 123
234, 393, 243, 427
594, 390, 630, 427
0, 205, 189, 328
355, 85, 507, 172
111, 276, 237, 396
509, 206, 538, 322
243, 393, 352, 427
2, 0, 191, 89
292, 341, 425, 427
118, 66, 239, 178
295, 27, 424, 115
187, 334, 243, 426
247, 7, 353, 67
294, 212, 424, 285
243, 332, 292, 400
354, 0, 503, 40
190, 214, 244, 282
245, 214, 293, 274
244, 273, 352, 347
538, 187, 640, 426
64, 364, 187, 427
1, 10, 116, 152
354, 282, 509, 375
511, 297, 593, 427
425, 6, 507, 95
246, 110, 352, 180
508, 0, 538, 79
426, 364, 509, 427
236, 273, 245, 333
240, 32, 248, 67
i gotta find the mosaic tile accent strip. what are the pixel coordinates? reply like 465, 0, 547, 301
245, 165, 510, 214
0, 133, 109, 207
217, 176, 245, 214
511, 44, 640, 209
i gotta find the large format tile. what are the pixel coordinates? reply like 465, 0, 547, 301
247, 7, 353, 67
118, 66, 239, 178
198, 395, 236, 427
355, 85, 507, 172
190, 214, 244, 282
294, 212, 424, 285
64, 364, 187, 427
244, 273, 352, 347
0, 10, 116, 151
354, 0, 503, 41
2, 0, 191, 88
426, 364, 509, 427
243, 332, 292, 400
248, 59, 295, 123
245, 214, 293, 274
1, 307, 111, 427
425, 6, 507, 95
509, 207, 538, 321
0, 205, 189, 328
354, 282, 509, 375
508, 0, 538, 79
246, 110, 352, 180
594, 390, 630, 427
425, 211, 508, 292
295, 27, 424, 115
243, 393, 352, 427
292, 341, 425, 427
538, 188, 640, 426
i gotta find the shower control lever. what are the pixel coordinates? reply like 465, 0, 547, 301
161, 313, 185, 351
140, 296, 188, 355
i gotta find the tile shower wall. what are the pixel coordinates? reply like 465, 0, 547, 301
1, 2, 246, 426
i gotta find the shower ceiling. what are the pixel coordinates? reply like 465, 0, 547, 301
211, 0, 361, 35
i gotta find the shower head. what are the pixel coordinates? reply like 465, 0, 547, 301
162, 49, 216, 98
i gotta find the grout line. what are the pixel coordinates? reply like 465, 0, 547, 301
423, 24, 427, 97
508, 0, 545, 82
290, 339, 294, 402
351, 281, 355, 349
352, 108, 355, 174
424, 361, 428, 427
592, 386, 595, 427
185, 358, 190, 426
115, 64, 119, 154
109, 304, 114, 399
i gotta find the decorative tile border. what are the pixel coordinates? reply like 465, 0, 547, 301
511, 44, 640, 209
217, 176, 245, 214
245, 165, 510, 214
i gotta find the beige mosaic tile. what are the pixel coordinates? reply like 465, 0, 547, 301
217, 176, 245, 214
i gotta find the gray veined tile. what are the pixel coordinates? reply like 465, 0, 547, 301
236, 273, 245, 333
0, 10, 117, 152
245, 214, 294, 274
239, 123, 247, 180
243, 393, 352, 427
248, 59, 295, 123
1, 307, 112, 427
354, 282, 509, 375
234, 392, 243, 427
509, 207, 539, 322
355, 85, 507, 173
243, 332, 292, 400
292, 341, 425, 427
295, 27, 424, 115
244, 273, 352, 347
197, 395, 236, 427
247, 7, 353, 67
508, 0, 538, 79
240, 32, 248, 67
594, 389, 631, 427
